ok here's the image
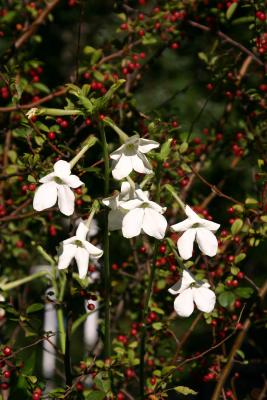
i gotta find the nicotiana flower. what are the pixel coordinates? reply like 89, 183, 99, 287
171, 205, 220, 260
58, 221, 103, 279
33, 160, 84, 216
110, 134, 159, 180
168, 269, 216, 317
120, 189, 167, 239
0, 294, 5, 319
102, 181, 136, 230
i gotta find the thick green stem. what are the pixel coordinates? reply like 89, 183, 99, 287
99, 122, 111, 358
69, 135, 97, 168
57, 308, 66, 354
0, 270, 47, 291
139, 242, 159, 400
139, 166, 161, 399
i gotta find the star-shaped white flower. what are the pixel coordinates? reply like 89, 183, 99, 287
120, 189, 167, 239
33, 160, 84, 216
171, 205, 220, 260
58, 221, 103, 279
102, 181, 137, 230
169, 269, 216, 317
110, 134, 159, 180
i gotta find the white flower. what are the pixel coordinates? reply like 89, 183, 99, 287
33, 160, 84, 216
0, 294, 5, 319
169, 269, 216, 317
171, 205, 220, 260
58, 221, 103, 279
26, 107, 38, 119
110, 134, 159, 180
120, 189, 167, 239
102, 181, 136, 230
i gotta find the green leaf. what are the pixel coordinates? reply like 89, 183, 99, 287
85, 391, 106, 400
94, 372, 110, 393
8, 150, 17, 163
173, 386, 198, 395
218, 291, 235, 307
33, 82, 50, 94
231, 219, 243, 235
198, 52, 208, 63
26, 303, 44, 314
159, 138, 172, 160
260, 215, 267, 223
142, 33, 158, 45
226, 2, 238, 20
235, 287, 254, 299
235, 253, 246, 263
26, 375, 37, 384
152, 322, 163, 331
180, 142, 188, 153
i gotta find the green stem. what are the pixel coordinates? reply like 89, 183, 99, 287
139, 242, 159, 400
69, 135, 97, 169
139, 166, 161, 400
103, 117, 129, 142
57, 308, 66, 354
0, 270, 47, 291
164, 183, 185, 210
99, 122, 111, 358
37, 108, 82, 117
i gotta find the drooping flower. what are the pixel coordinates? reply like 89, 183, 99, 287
33, 160, 84, 216
58, 221, 103, 279
110, 134, 159, 180
120, 189, 167, 239
168, 269, 216, 317
102, 181, 137, 230
171, 205, 220, 260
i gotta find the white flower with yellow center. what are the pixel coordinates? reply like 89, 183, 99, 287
110, 134, 159, 180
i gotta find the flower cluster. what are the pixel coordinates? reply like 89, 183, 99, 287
32, 130, 220, 317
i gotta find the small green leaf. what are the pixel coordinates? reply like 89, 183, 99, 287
260, 215, 267, 223
26, 303, 44, 314
159, 138, 172, 160
180, 142, 188, 153
231, 219, 243, 235
235, 287, 254, 299
152, 322, 163, 331
226, 2, 238, 20
173, 386, 198, 395
235, 253, 246, 263
218, 291, 235, 307
85, 391, 106, 400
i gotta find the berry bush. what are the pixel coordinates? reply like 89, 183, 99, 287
0, 1, 266, 399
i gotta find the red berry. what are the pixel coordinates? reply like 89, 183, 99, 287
234, 299, 241, 308
60, 120, 69, 129
49, 225, 57, 237
99, 114, 105, 121
76, 381, 84, 392
34, 388, 42, 395
125, 368, 135, 378
16, 240, 24, 248
232, 279, 239, 287
85, 118, 92, 126
87, 303, 95, 311
32, 393, 40, 400
3, 370, 11, 379
171, 42, 180, 50
118, 392, 125, 400
256, 11, 266, 21
48, 131, 56, 140
3, 346, 12, 356
237, 271, 244, 280
1, 382, 9, 390
28, 183, 36, 191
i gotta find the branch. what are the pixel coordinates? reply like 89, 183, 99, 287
14, 0, 61, 50
0, 87, 67, 113
188, 20, 265, 69
211, 280, 267, 400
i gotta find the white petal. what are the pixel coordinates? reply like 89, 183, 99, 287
131, 154, 152, 175
120, 199, 143, 210
57, 185, 75, 216
120, 181, 131, 196
75, 247, 90, 279
168, 269, 195, 295
185, 205, 201, 221
142, 208, 167, 239
102, 193, 118, 210
39, 172, 55, 183
136, 152, 153, 173
122, 208, 144, 238
58, 244, 77, 270
63, 174, 84, 188
199, 219, 220, 232
76, 222, 89, 240
53, 160, 71, 178
171, 218, 194, 232
33, 182, 57, 211
63, 236, 77, 245
196, 228, 218, 257
147, 200, 165, 214
83, 241, 103, 259
112, 154, 133, 180
138, 138, 160, 153
192, 286, 216, 313
110, 144, 125, 160
108, 209, 125, 230
177, 229, 196, 260
174, 289, 195, 317
135, 189, 149, 202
